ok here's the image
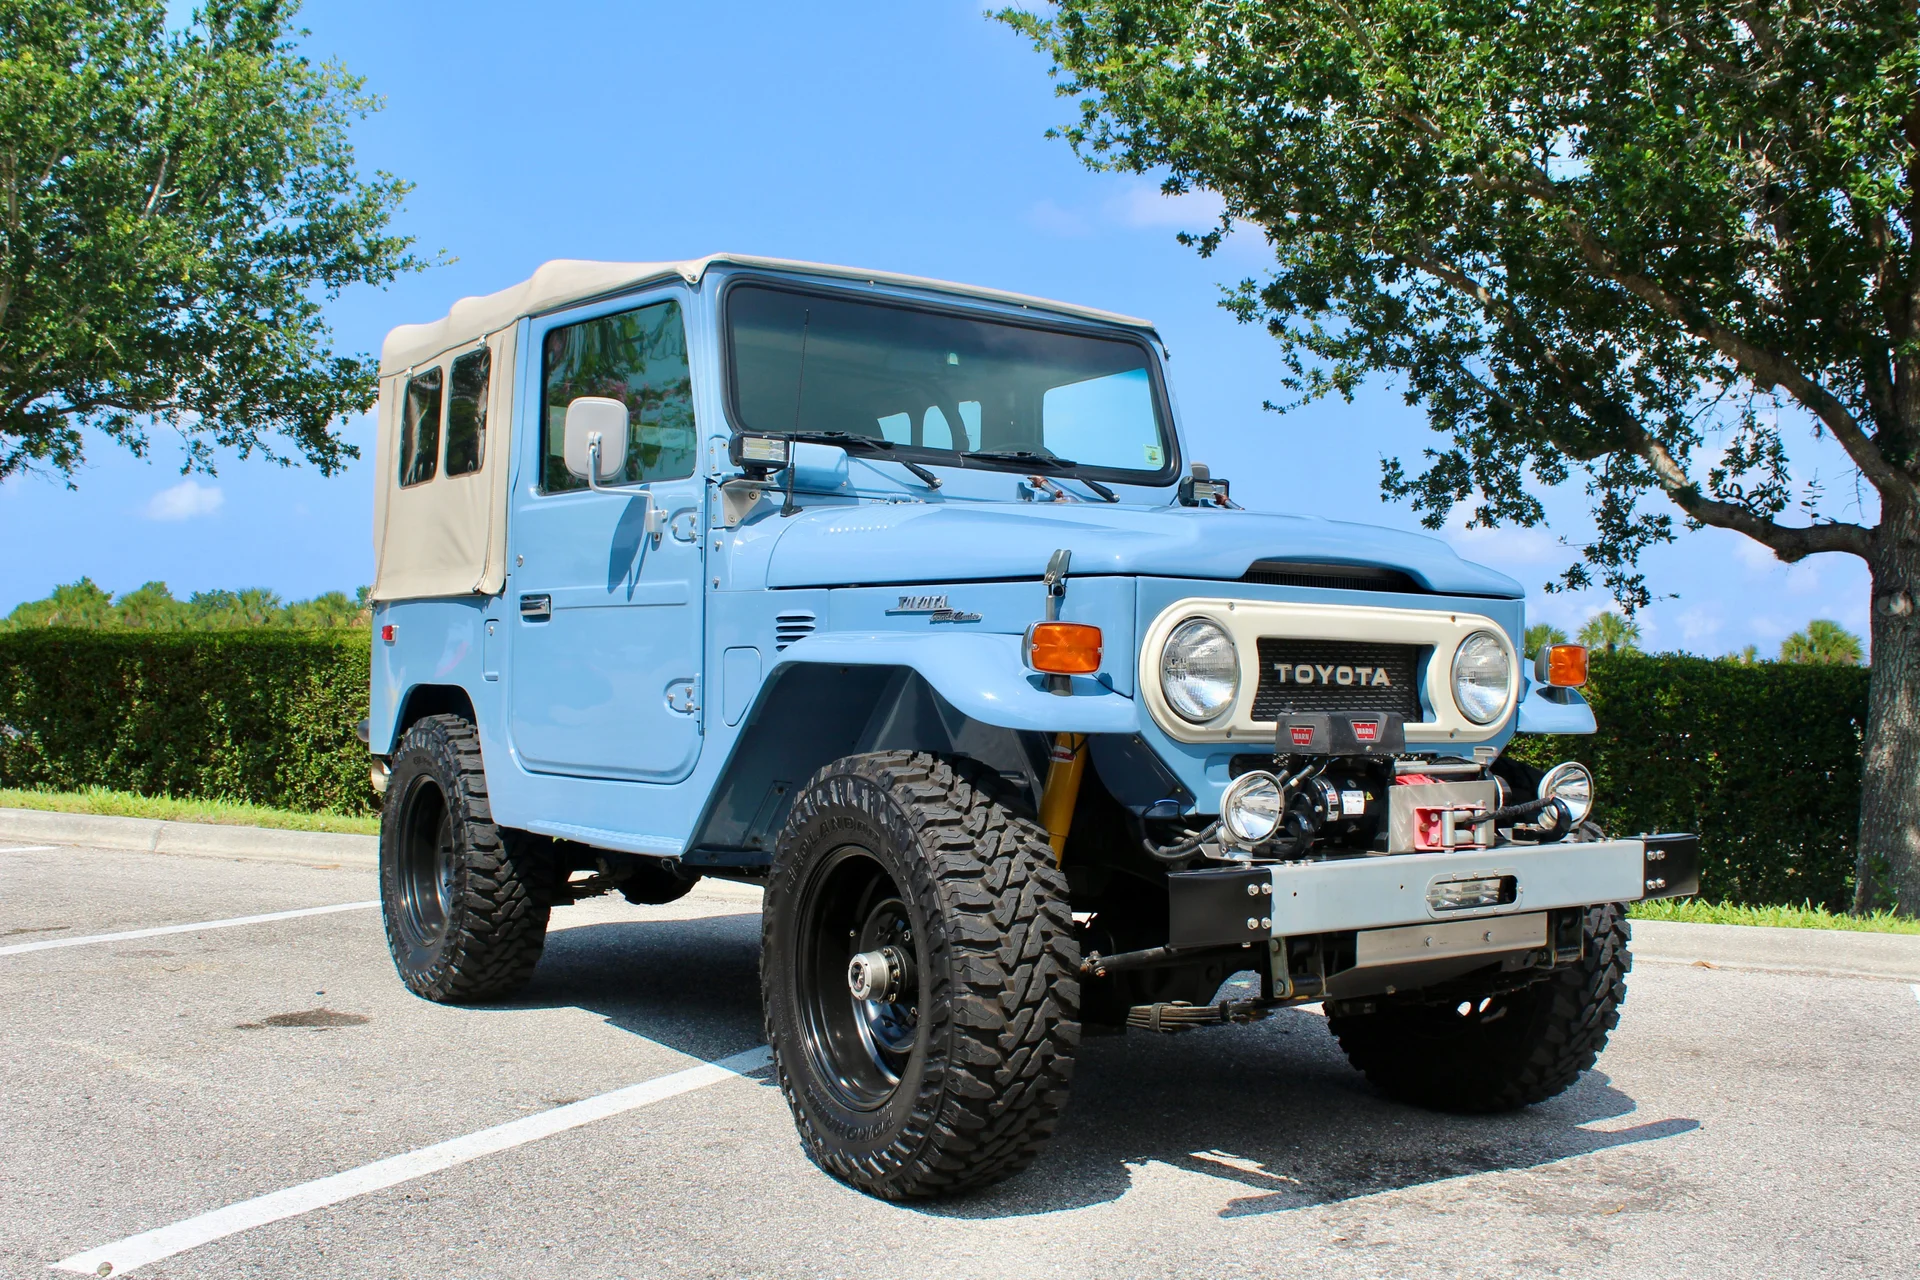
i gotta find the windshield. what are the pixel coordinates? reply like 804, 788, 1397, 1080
725, 283, 1174, 479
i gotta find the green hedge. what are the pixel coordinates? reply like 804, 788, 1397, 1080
1509, 653, 1868, 911
0, 636, 1875, 907
0, 630, 374, 817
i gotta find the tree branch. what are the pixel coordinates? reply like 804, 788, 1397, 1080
1562, 220, 1913, 496
1629, 427, 1871, 560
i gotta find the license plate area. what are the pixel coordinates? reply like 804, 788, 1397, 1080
1354, 911, 1549, 969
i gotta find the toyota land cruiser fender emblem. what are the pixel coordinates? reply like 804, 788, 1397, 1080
887, 594, 981, 623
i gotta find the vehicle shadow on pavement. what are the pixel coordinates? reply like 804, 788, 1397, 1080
502, 913, 775, 1077
493, 914, 1698, 1219
924, 1006, 1700, 1220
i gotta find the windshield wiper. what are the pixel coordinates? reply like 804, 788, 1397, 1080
781, 430, 942, 490
964, 448, 1117, 501
961, 448, 1079, 470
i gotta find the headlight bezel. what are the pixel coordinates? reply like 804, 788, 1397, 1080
1159, 615, 1240, 723
1450, 629, 1515, 725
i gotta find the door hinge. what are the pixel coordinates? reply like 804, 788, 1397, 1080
665, 678, 700, 715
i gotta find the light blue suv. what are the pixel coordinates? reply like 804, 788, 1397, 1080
365, 255, 1697, 1198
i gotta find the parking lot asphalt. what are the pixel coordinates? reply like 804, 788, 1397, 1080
3, 839, 1916, 1280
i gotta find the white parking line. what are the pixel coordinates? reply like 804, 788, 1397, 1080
0, 902, 378, 957
0, 845, 61, 854
52, 1045, 773, 1276
1911, 983, 1919, 1008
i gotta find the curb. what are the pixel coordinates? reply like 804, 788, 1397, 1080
0, 807, 766, 902
0, 807, 377, 868
1629, 917, 1920, 983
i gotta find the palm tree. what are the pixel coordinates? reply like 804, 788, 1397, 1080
1577, 611, 1642, 654
1781, 620, 1864, 666
1524, 623, 1568, 657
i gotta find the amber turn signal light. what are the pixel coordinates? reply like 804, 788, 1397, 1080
1024, 622, 1103, 675
1542, 643, 1588, 688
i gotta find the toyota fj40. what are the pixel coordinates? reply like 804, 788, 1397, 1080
364, 255, 1699, 1199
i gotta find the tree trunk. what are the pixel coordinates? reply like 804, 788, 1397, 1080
1855, 510, 1920, 915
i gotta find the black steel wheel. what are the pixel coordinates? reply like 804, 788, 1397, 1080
763, 751, 1079, 1199
1325, 903, 1631, 1111
379, 714, 551, 1002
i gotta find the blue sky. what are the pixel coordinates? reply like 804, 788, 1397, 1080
2, 0, 1873, 655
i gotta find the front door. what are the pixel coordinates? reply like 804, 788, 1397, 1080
507, 292, 706, 782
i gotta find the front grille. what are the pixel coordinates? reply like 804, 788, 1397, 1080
1243, 560, 1422, 593
774, 612, 817, 650
1252, 638, 1422, 721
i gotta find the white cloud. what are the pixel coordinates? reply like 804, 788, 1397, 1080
1027, 199, 1091, 238
144, 479, 224, 521
1675, 606, 1723, 647
1107, 181, 1226, 230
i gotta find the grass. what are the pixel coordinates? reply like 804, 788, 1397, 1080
1630, 896, 1920, 935
0, 786, 379, 836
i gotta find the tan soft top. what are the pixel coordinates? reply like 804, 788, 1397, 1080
379, 253, 1157, 375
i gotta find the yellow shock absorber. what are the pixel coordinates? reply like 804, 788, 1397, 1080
1038, 732, 1088, 862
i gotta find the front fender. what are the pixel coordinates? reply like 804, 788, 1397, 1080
770, 631, 1138, 734
1514, 682, 1597, 735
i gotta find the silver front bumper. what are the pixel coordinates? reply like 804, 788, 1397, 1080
1265, 838, 1646, 937
1166, 836, 1696, 950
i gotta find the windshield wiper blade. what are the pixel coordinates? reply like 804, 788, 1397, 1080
781, 430, 941, 489
961, 448, 1079, 470
1080, 476, 1118, 502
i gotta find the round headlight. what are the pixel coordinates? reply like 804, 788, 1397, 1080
1539, 761, 1595, 824
1160, 617, 1238, 722
1451, 630, 1513, 725
1221, 770, 1284, 846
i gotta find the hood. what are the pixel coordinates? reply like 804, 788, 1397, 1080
764, 503, 1522, 598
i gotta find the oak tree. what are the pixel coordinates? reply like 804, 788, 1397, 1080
1003, 0, 1920, 912
0, 0, 420, 481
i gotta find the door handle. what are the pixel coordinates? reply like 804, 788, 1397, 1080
519, 593, 551, 622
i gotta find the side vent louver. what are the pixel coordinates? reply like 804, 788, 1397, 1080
775, 612, 817, 650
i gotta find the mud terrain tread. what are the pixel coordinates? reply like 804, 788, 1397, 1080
381, 714, 550, 1002
1326, 903, 1630, 1111
765, 750, 1079, 1198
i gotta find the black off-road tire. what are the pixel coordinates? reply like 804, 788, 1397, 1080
763, 751, 1080, 1199
380, 714, 551, 1002
1325, 903, 1631, 1112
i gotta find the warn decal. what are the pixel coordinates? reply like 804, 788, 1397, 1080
1271, 662, 1393, 687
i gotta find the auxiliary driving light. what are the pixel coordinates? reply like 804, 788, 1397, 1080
1023, 622, 1103, 675
1538, 761, 1595, 824
1220, 770, 1284, 846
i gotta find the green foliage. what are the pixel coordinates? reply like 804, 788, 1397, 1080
1523, 622, 1567, 656
1629, 896, 1918, 934
1780, 619, 1863, 666
1577, 610, 1642, 654
0, 0, 424, 482
0, 783, 377, 832
998, 0, 1909, 598
0, 628, 373, 814
1509, 653, 1869, 911
1, 578, 369, 629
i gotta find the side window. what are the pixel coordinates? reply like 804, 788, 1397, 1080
445, 348, 489, 477
541, 298, 695, 493
399, 366, 442, 488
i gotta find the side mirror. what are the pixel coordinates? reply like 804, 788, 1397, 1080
563, 397, 629, 484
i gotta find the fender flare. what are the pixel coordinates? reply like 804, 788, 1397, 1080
766, 631, 1138, 734
1514, 681, 1597, 735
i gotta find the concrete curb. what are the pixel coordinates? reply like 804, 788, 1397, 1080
0, 807, 767, 902
0, 807, 376, 868
1630, 917, 1920, 983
